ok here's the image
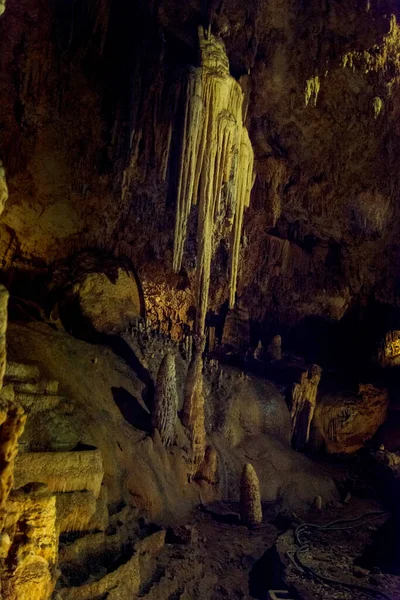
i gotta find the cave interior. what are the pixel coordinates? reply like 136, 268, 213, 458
1, 1, 400, 599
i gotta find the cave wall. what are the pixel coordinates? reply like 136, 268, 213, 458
1, 0, 400, 347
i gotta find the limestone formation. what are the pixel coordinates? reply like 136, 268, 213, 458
60, 552, 140, 600
253, 340, 264, 361
196, 444, 218, 485
181, 337, 207, 477
378, 330, 400, 367
290, 365, 322, 450
267, 335, 282, 362
304, 76, 320, 107
152, 353, 178, 447
0, 162, 7, 218
55, 491, 98, 533
0, 285, 8, 389
221, 300, 251, 350
0, 400, 26, 511
1, 485, 58, 600
240, 463, 262, 529
311, 384, 388, 454
60, 267, 141, 337
313, 495, 322, 510
173, 27, 254, 335
14, 449, 104, 497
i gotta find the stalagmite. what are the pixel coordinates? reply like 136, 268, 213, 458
181, 336, 207, 478
240, 463, 262, 528
290, 364, 322, 450
152, 353, 178, 447
173, 27, 254, 335
313, 495, 322, 510
196, 444, 218, 485
267, 334, 282, 361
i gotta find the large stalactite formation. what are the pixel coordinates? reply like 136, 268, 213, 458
173, 27, 254, 336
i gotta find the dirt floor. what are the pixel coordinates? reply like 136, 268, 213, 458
141, 497, 400, 600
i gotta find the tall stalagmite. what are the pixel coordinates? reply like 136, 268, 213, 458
173, 27, 255, 336
152, 353, 178, 447
240, 463, 262, 528
181, 336, 207, 477
290, 365, 322, 450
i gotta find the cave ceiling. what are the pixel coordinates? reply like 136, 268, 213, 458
0, 0, 400, 343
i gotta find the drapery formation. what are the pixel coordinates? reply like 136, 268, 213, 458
173, 27, 255, 335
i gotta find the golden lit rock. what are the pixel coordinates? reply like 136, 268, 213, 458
311, 384, 388, 454
173, 27, 254, 335
289, 365, 322, 450
378, 330, 400, 367
1, 485, 58, 600
0, 162, 7, 217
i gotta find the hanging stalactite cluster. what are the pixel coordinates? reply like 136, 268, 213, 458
173, 27, 255, 336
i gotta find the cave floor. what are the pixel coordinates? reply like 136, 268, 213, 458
143, 497, 400, 600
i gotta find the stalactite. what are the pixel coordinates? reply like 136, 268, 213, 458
304, 76, 320, 107
173, 27, 254, 336
290, 365, 322, 450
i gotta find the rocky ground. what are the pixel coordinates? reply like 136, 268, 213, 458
53, 495, 397, 600
130, 496, 399, 600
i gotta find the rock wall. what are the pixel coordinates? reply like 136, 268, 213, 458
0, 1, 400, 346
310, 383, 388, 454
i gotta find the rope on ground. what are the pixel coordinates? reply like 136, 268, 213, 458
286, 510, 393, 600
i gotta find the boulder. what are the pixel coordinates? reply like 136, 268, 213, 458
310, 384, 388, 454
60, 267, 141, 337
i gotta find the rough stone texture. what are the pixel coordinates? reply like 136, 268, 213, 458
55, 491, 98, 534
5, 361, 41, 382
59, 552, 140, 600
221, 300, 251, 351
240, 463, 262, 528
181, 340, 207, 478
196, 444, 218, 485
61, 268, 141, 337
1, 485, 58, 600
311, 384, 389, 454
0, 285, 8, 389
0, 399, 26, 510
0, 161, 7, 219
14, 450, 104, 497
214, 368, 291, 448
152, 353, 178, 447
289, 364, 322, 450
1, 1, 400, 352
